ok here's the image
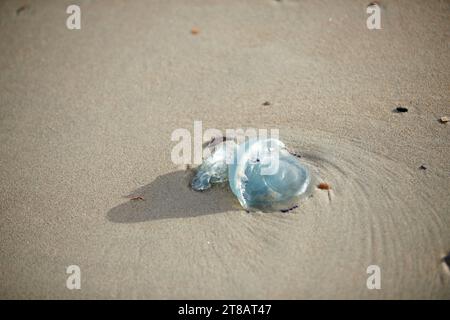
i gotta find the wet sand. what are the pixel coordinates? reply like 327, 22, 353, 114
0, 0, 449, 299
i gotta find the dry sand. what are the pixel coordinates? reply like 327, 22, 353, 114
0, 0, 449, 299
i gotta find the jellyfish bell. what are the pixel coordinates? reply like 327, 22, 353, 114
228, 138, 311, 211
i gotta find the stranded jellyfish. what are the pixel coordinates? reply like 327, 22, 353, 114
191, 137, 311, 211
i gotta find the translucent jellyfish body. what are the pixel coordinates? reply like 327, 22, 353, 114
228, 139, 310, 211
191, 138, 311, 211
191, 140, 236, 191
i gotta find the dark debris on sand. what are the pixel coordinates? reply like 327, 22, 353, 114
394, 106, 408, 113
280, 205, 298, 213
443, 253, 450, 269
16, 5, 29, 16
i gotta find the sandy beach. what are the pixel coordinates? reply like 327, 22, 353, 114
0, 0, 449, 299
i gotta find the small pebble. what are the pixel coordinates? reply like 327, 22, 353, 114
439, 116, 449, 124
419, 164, 427, 170
317, 182, 331, 190
191, 27, 200, 35
395, 106, 408, 113
262, 101, 271, 106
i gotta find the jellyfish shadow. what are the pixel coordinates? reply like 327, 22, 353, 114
107, 170, 240, 223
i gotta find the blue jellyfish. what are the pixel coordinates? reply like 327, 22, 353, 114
191, 138, 311, 211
